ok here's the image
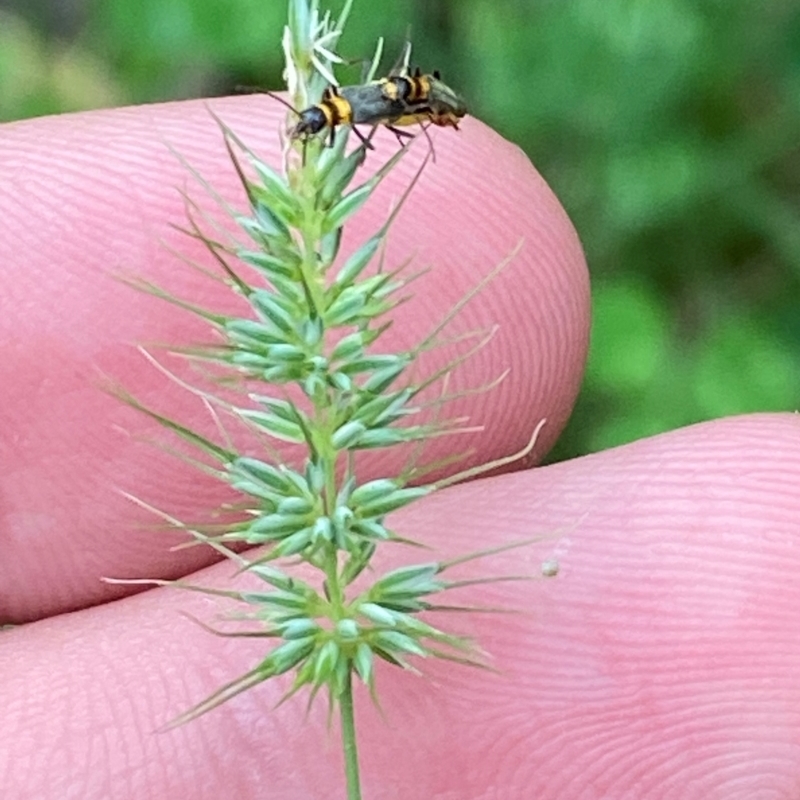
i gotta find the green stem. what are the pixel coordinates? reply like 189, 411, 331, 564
340, 670, 363, 800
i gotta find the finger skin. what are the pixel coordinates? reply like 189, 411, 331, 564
3, 414, 799, 799
0, 99, 588, 622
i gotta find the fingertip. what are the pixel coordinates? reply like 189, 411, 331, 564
0, 98, 588, 620
365, 114, 590, 462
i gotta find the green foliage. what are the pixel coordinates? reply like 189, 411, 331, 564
0, 11, 123, 118
460, 0, 800, 457
3, 0, 799, 458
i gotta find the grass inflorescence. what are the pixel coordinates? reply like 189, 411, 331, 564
110, 2, 547, 797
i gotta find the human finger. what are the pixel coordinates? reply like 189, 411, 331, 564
3, 413, 797, 798
0, 97, 587, 622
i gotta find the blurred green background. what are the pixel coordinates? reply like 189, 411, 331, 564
3, 0, 799, 461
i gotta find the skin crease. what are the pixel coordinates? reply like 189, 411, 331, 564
2, 101, 800, 799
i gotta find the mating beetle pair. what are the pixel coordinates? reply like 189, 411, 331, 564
290, 68, 467, 149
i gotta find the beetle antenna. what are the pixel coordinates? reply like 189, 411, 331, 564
261, 90, 301, 119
